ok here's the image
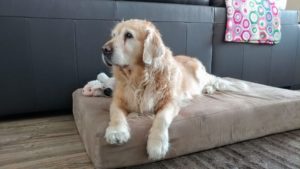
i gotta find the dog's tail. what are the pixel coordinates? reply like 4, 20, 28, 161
204, 75, 249, 94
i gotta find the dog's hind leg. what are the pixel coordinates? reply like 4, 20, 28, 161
203, 75, 249, 94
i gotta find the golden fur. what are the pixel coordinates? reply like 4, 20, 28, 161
102, 19, 245, 159
104, 20, 207, 115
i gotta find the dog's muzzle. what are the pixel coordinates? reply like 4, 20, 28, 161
102, 45, 113, 67
102, 54, 113, 67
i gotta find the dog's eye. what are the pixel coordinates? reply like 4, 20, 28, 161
125, 32, 133, 39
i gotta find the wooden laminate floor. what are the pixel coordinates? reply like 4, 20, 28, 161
0, 114, 94, 169
1, 111, 300, 169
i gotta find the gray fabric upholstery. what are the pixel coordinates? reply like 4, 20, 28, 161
0, 0, 213, 116
209, 0, 225, 7
73, 78, 300, 169
296, 25, 300, 86
118, 0, 210, 5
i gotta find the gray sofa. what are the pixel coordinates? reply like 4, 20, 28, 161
0, 0, 299, 116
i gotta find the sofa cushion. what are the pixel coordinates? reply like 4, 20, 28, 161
117, 0, 210, 6
209, 0, 225, 7
72, 78, 300, 169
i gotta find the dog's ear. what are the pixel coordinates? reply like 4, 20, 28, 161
143, 28, 165, 65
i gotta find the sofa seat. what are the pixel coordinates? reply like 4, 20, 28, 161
117, 0, 210, 6
72, 78, 300, 169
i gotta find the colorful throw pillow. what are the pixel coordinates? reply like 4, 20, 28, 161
225, 0, 281, 44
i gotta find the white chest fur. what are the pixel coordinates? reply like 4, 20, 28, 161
123, 84, 156, 114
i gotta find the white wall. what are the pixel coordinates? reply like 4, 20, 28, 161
287, 0, 300, 10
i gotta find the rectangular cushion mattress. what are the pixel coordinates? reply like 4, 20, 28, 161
72, 78, 300, 169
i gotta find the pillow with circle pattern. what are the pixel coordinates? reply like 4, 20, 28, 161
210, 0, 286, 9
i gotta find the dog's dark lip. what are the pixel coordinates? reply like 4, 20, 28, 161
102, 54, 113, 67
101, 55, 131, 69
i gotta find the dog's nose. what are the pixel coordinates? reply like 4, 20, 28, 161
102, 45, 113, 57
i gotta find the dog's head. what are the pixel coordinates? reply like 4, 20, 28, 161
102, 19, 165, 68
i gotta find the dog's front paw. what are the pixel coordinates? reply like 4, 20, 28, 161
105, 124, 130, 145
147, 131, 169, 160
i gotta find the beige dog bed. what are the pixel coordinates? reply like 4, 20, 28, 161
72, 78, 300, 169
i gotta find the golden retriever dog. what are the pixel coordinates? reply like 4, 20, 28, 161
101, 19, 246, 160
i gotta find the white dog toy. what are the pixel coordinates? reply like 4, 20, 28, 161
82, 73, 115, 97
